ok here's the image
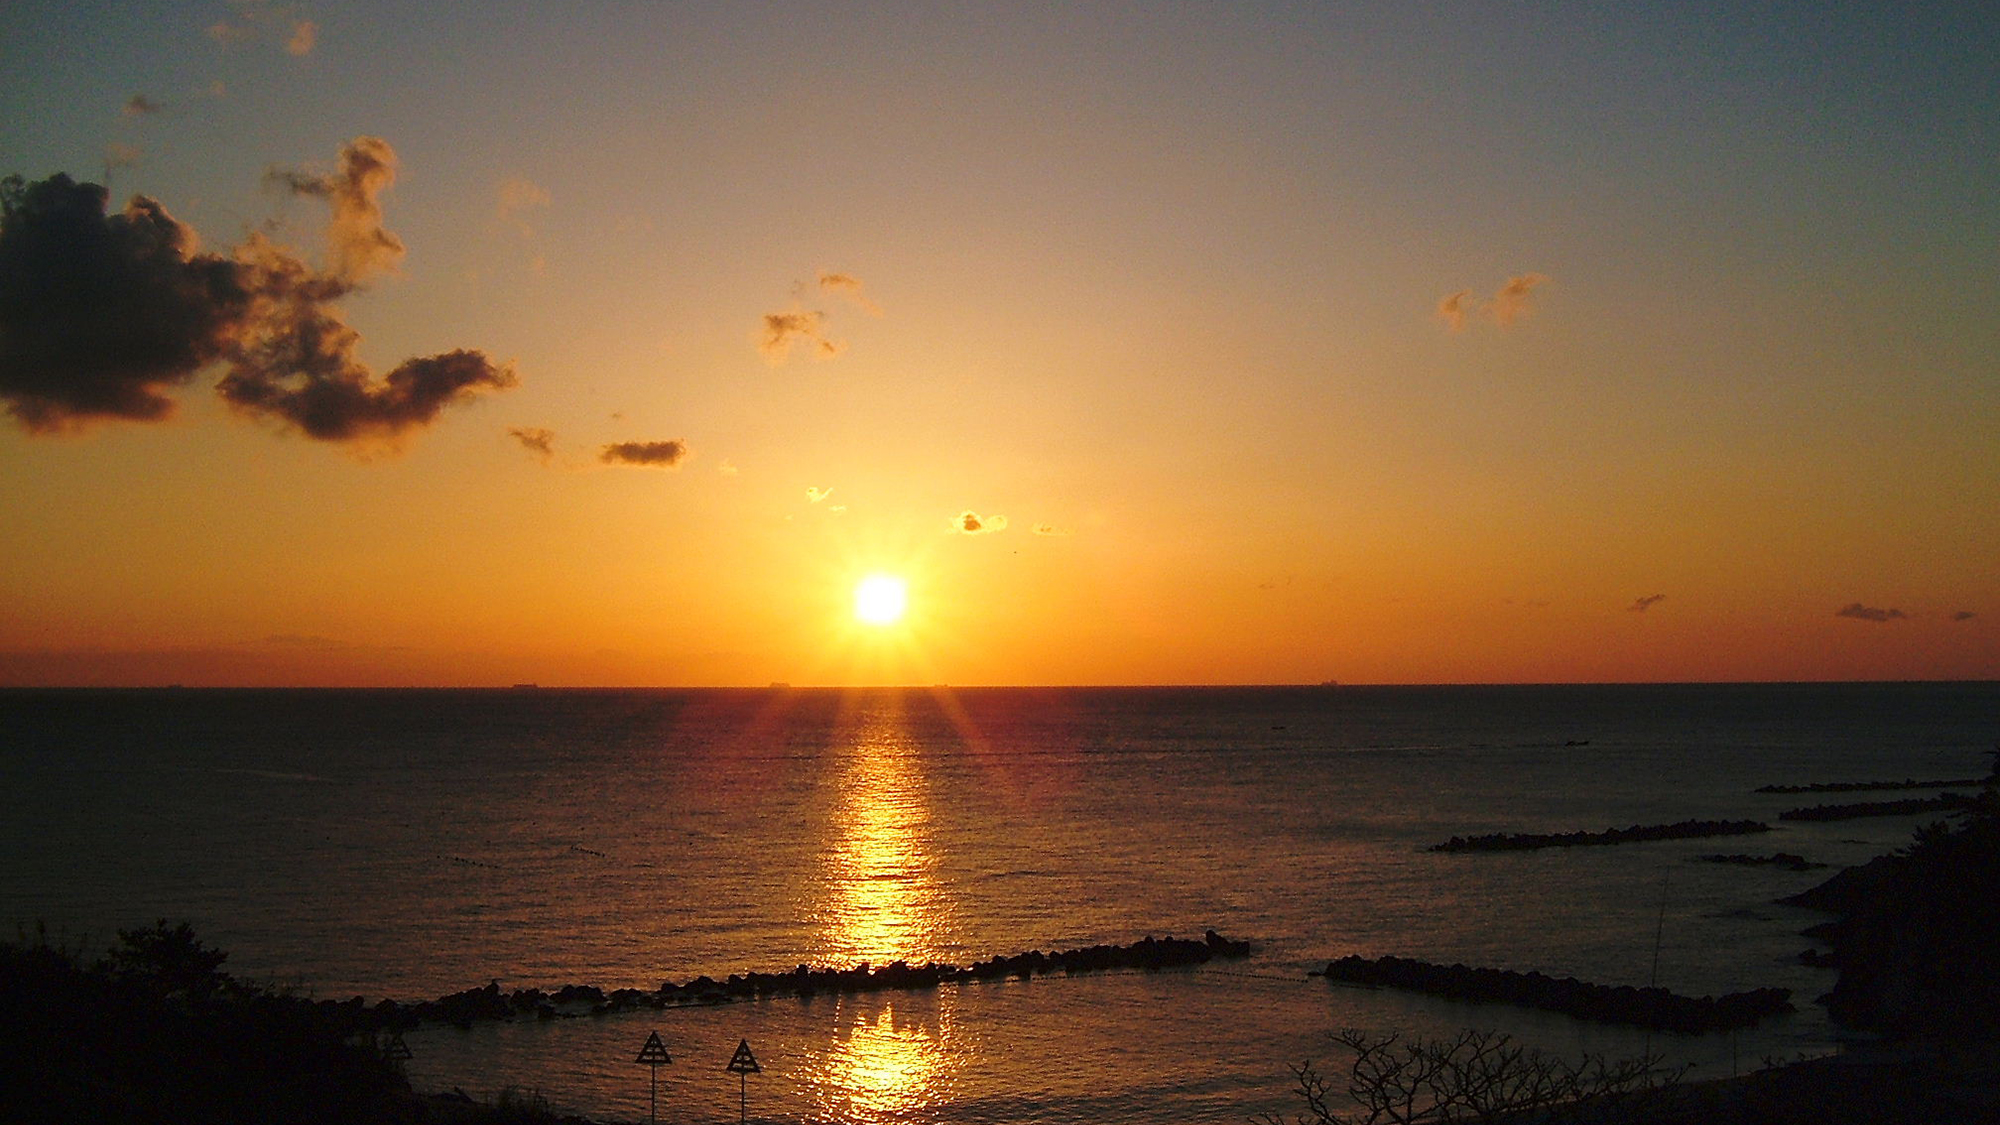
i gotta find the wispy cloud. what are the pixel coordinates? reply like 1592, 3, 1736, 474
1491, 273, 1548, 326
1628, 594, 1666, 613
1435, 289, 1472, 332
0, 138, 516, 442
507, 426, 555, 463
952, 510, 1007, 535
805, 486, 833, 503
817, 270, 881, 315
1952, 610, 1977, 622
1436, 273, 1550, 330
495, 177, 551, 237
758, 270, 875, 363
1033, 523, 1072, 537
103, 143, 142, 173
264, 135, 404, 283
600, 439, 688, 468
758, 310, 842, 364
1835, 602, 1907, 623
208, 1, 318, 56
123, 94, 163, 117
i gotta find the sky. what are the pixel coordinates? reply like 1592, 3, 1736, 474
1, 1, 1994, 687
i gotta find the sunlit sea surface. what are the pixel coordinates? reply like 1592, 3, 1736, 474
4, 683, 1996, 1123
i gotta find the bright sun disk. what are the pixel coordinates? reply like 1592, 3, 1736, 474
854, 575, 908, 625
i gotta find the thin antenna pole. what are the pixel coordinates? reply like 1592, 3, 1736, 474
1649, 868, 1671, 989
1645, 868, 1671, 1060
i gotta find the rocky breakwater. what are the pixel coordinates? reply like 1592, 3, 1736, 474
1777, 794, 1976, 822
1315, 955, 1792, 1033
1430, 819, 1772, 853
369, 931, 1253, 1030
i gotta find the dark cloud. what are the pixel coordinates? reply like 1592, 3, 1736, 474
218, 331, 515, 443
215, 273, 514, 441
507, 426, 555, 462
1952, 610, 1977, 622
123, 94, 163, 117
0, 139, 516, 442
265, 136, 404, 283
1628, 594, 1666, 613
953, 510, 1007, 535
601, 439, 687, 468
0, 174, 252, 430
1835, 602, 1908, 623
758, 309, 842, 363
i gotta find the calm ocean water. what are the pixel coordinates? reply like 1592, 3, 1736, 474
3, 683, 1995, 1123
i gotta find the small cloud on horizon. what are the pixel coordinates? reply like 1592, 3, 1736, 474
600, 439, 688, 468
1628, 594, 1666, 613
953, 510, 1007, 535
1835, 602, 1908, 623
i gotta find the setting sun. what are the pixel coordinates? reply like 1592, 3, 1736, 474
854, 575, 909, 626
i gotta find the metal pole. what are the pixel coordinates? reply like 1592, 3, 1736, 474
649, 1063, 657, 1124
739, 1070, 747, 1124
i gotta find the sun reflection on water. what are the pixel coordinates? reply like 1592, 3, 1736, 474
808, 696, 955, 968
798, 694, 964, 1120
798, 993, 961, 1122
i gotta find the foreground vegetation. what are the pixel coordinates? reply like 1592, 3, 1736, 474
1259, 1028, 1682, 1125
1792, 784, 2000, 1037
0, 923, 588, 1125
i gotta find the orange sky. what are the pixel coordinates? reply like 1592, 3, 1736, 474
0, 3, 1993, 685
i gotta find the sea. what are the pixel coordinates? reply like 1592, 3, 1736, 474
3, 682, 1995, 1124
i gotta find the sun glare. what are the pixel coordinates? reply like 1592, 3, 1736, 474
854, 575, 909, 626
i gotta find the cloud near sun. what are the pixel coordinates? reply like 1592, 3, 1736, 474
0, 138, 516, 442
953, 510, 1007, 534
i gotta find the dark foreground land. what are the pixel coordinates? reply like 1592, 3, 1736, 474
1594, 1043, 2000, 1125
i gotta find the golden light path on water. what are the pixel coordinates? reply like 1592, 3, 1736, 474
797, 695, 963, 1120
